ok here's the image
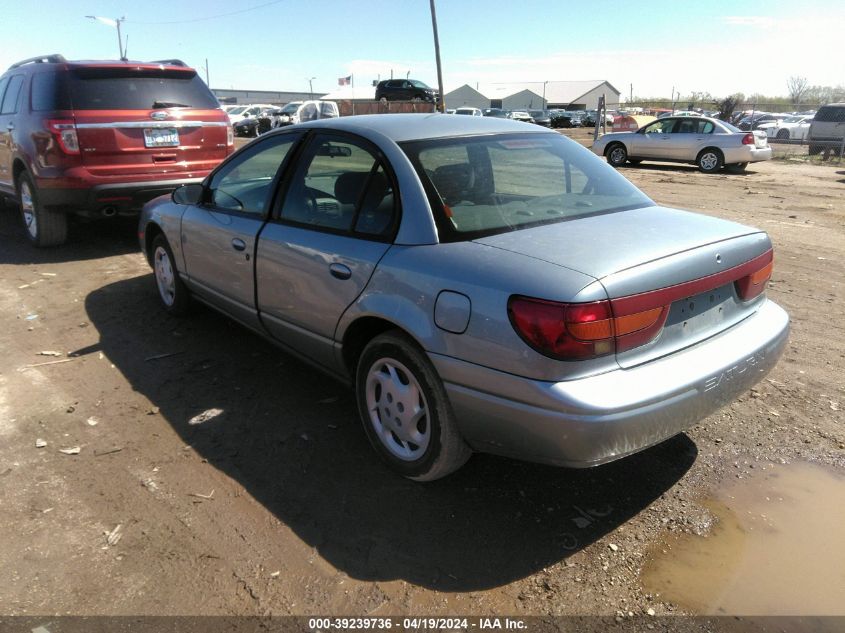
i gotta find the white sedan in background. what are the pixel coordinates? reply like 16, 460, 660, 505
593, 116, 772, 173
759, 115, 814, 141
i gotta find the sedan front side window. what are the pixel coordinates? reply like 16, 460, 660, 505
208, 136, 298, 215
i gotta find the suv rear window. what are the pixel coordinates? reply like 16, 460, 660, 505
65, 67, 219, 110
814, 105, 845, 123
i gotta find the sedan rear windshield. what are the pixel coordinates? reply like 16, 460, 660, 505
402, 133, 653, 241
63, 67, 219, 110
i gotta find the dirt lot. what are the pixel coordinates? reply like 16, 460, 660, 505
0, 143, 843, 618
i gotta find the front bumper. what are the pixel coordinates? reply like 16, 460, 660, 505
431, 299, 789, 467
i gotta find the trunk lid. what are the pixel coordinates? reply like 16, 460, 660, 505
476, 205, 773, 367
752, 130, 769, 149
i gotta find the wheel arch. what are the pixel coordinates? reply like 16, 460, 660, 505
143, 221, 165, 266
340, 315, 424, 376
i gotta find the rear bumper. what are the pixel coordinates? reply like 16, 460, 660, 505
430, 299, 789, 468
724, 145, 772, 164
35, 177, 205, 215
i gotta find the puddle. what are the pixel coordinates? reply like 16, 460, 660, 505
642, 462, 845, 615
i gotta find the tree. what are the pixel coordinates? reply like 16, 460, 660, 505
713, 94, 744, 121
787, 76, 809, 106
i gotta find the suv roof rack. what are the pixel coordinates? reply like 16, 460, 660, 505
9, 54, 67, 69
149, 59, 188, 67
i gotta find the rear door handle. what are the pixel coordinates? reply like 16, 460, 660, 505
231, 238, 246, 251
329, 263, 352, 280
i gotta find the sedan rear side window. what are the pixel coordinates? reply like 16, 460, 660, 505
280, 134, 396, 238
403, 133, 652, 240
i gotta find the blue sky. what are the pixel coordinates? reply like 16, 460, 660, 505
2, 0, 842, 100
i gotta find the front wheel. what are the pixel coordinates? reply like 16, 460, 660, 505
776, 129, 790, 140
151, 234, 190, 315
606, 143, 628, 167
697, 148, 724, 173
356, 331, 471, 481
17, 173, 68, 247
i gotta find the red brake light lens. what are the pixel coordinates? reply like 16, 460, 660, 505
47, 119, 80, 154
742, 133, 755, 145
508, 297, 615, 360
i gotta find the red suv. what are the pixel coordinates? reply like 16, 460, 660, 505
0, 55, 234, 246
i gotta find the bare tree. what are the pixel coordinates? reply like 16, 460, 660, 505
787, 76, 809, 106
713, 94, 743, 121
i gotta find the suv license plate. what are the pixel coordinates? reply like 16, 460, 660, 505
144, 128, 179, 148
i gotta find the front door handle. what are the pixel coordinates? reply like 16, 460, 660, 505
329, 263, 352, 280
231, 238, 246, 251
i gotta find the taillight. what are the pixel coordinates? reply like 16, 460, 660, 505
735, 257, 773, 301
508, 297, 669, 360
47, 119, 80, 154
227, 126, 234, 147
742, 133, 755, 145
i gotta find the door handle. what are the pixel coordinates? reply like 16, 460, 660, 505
329, 263, 352, 280
231, 238, 246, 251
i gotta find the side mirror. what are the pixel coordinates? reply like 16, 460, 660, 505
172, 183, 204, 205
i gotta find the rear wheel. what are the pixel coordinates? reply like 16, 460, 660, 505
17, 173, 68, 247
606, 143, 628, 167
151, 234, 190, 315
696, 148, 724, 173
356, 331, 471, 481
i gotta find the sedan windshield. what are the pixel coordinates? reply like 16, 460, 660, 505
402, 133, 653, 240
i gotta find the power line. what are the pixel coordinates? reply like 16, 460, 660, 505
127, 0, 287, 25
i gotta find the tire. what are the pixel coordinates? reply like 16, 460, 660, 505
776, 129, 790, 140
355, 331, 471, 481
151, 234, 190, 315
727, 162, 748, 173
696, 148, 724, 173
17, 172, 68, 247
606, 143, 628, 167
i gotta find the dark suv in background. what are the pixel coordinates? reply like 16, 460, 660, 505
0, 54, 233, 246
375, 79, 438, 103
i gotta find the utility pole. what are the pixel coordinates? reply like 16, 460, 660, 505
204, 59, 210, 86
429, 0, 446, 112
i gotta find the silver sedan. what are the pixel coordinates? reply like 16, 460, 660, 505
592, 116, 773, 173
139, 114, 788, 480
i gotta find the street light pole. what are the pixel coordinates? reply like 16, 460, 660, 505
429, 0, 445, 112
308, 77, 315, 100
86, 15, 126, 60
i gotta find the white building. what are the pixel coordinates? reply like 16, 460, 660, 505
444, 80, 621, 110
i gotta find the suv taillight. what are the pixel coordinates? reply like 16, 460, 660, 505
226, 125, 234, 147
742, 133, 755, 145
47, 119, 80, 155
508, 297, 669, 361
